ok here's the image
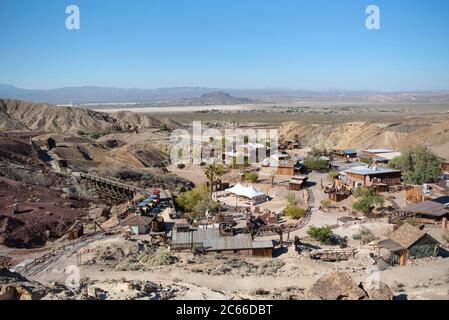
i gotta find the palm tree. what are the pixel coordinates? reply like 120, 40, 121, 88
204, 164, 223, 200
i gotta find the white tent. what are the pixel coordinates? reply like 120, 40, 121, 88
225, 184, 266, 205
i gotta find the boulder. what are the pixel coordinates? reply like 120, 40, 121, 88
360, 281, 394, 300
308, 272, 368, 300
0, 284, 35, 300
0, 268, 45, 300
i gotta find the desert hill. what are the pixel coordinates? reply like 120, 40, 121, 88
185, 91, 250, 105
0, 99, 167, 133
279, 117, 449, 160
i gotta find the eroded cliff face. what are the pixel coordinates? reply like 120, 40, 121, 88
279, 118, 449, 160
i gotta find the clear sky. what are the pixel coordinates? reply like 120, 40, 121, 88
1, 0, 448, 91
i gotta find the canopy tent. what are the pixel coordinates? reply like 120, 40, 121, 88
225, 183, 266, 205
137, 195, 158, 207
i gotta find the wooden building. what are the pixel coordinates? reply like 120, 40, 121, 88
393, 200, 449, 221
345, 166, 402, 188
121, 215, 153, 235
406, 183, 449, 205
171, 226, 273, 257
288, 175, 308, 191
151, 216, 165, 233
406, 186, 430, 204
331, 149, 357, 160
377, 223, 440, 266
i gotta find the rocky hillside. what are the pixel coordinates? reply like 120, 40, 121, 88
279, 117, 449, 160
0, 99, 164, 133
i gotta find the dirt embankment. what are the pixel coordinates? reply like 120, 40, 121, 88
0, 99, 171, 134
279, 117, 449, 160
0, 177, 90, 248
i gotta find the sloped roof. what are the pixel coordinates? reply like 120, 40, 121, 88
172, 227, 273, 251
389, 223, 435, 249
400, 200, 448, 217
121, 214, 153, 227
226, 184, 265, 199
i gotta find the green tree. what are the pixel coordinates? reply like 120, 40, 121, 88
304, 157, 330, 170
307, 226, 334, 245
352, 187, 384, 215
175, 186, 218, 214
203, 164, 224, 199
389, 146, 443, 184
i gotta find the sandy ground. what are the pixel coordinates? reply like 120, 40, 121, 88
26, 233, 449, 300
95, 104, 265, 114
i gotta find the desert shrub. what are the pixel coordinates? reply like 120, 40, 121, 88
304, 157, 330, 170
140, 250, 176, 267
359, 227, 376, 244
160, 124, 170, 131
328, 171, 339, 180
91, 166, 193, 192
352, 187, 384, 215
320, 199, 332, 208
0, 164, 51, 187
256, 260, 285, 276
307, 226, 334, 245
352, 234, 362, 241
286, 191, 298, 206
89, 132, 102, 140
389, 146, 443, 184
284, 205, 307, 220
243, 172, 258, 183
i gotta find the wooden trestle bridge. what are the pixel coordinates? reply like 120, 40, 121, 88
74, 172, 172, 204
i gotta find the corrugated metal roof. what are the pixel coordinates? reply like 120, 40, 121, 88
346, 167, 401, 176
362, 149, 395, 154
172, 228, 273, 251
400, 200, 448, 217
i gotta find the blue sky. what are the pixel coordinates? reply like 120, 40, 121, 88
0, 0, 448, 91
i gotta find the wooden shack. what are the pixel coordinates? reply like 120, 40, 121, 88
67, 222, 84, 240
331, 149, 357, 160
121, 215, 153, 235
395, 200, 449, 221
378, 223, 440, 266
406, 186, 430, 204
288, 175, 308, 191
151, 216, 165, 233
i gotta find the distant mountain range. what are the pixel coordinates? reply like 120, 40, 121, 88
1, 84, 449, 105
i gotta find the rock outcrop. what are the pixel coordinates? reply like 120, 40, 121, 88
308, 272, 394, 300
0, 268, 46, 300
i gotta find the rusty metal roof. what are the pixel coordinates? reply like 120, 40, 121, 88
400, 200, 448, 217
172, 227, 273, 251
